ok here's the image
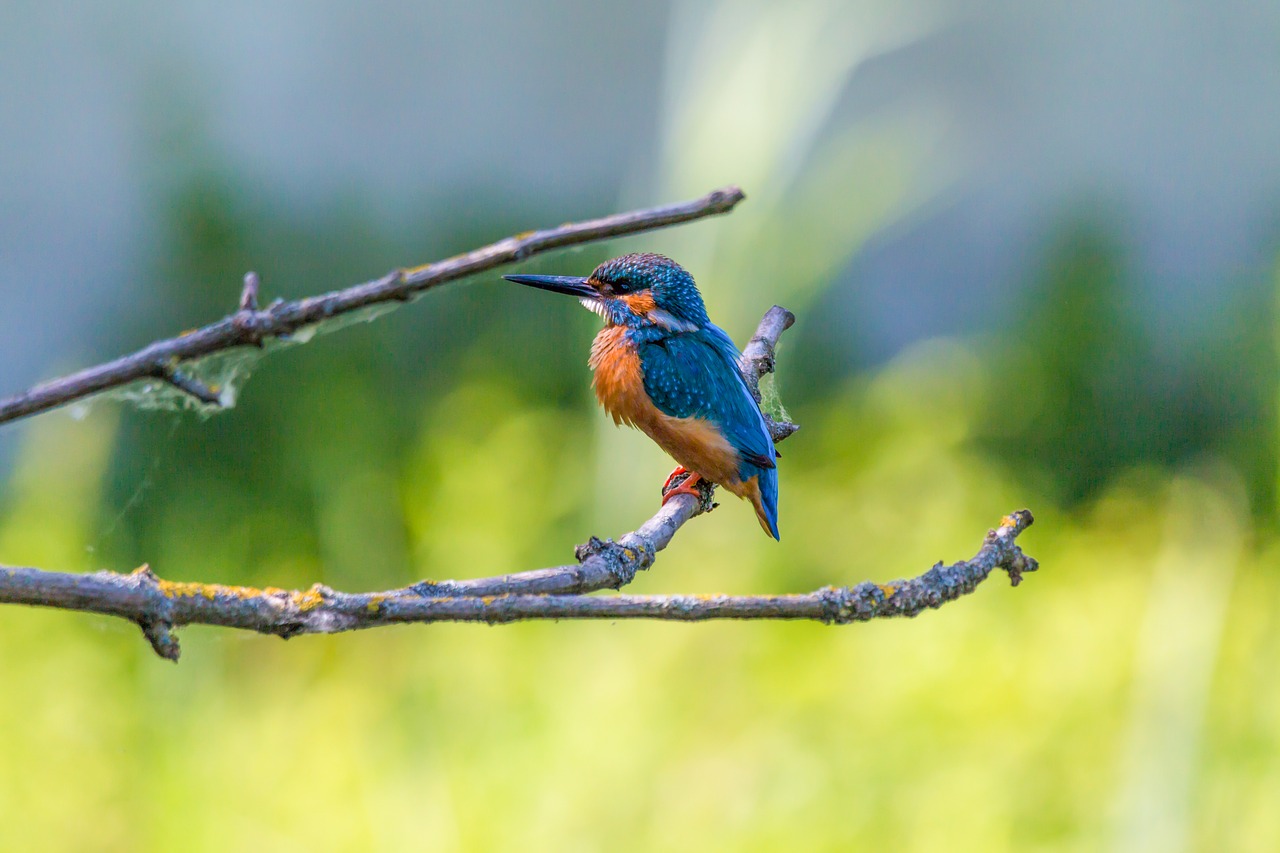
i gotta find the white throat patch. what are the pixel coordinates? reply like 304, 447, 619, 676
648, 308, 700, 333
579, 297, 610, 320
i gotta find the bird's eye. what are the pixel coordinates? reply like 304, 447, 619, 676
609, 276, 638, 295
595, 275, 632, 296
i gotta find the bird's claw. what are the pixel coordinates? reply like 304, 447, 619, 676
661, 467, 716, 513
661, 466, 691, 494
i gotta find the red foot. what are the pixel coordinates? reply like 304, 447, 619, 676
661, 466, 704, 505
661, 466, 689, 492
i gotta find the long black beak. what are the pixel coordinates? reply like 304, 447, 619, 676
502, 274, 597, 299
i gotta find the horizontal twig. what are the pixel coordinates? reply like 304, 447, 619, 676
0, 511, 1035, 662
0, 186, 746, 425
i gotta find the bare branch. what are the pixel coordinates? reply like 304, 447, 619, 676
740, 305, 793, 400
0, 186, 746, 425
739, 306, 800, 442
411, 494, 700, 599
0, 511, 1035, 662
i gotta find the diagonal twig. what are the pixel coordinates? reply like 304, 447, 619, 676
0, 185, 746, 425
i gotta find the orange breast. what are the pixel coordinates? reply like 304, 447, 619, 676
589, 327, 651, 428
589, 327, 743, 488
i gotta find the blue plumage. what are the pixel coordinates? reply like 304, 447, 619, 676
503, 252, 781, 539
634, 328, 779, 534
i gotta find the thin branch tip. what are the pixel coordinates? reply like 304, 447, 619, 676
1004, 508, 1035, 530
992, 509, 1037, 586
140, 620, 180, 661
239, 271, 260, 312
767, 420, 800, 442
709, 185, 747, 208
155, 363, 222, 407
767, 305, 796, 329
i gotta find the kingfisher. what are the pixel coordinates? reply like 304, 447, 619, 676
504, 252, 779, 539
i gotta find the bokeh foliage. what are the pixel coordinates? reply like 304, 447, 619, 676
0, 172, 1277, 851
4, 0, 1280, 845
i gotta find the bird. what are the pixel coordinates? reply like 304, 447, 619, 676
504, 252, 779, 539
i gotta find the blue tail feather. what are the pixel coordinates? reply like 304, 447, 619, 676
757, 464, 780, 540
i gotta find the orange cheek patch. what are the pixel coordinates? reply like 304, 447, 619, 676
621, 292, 657, 316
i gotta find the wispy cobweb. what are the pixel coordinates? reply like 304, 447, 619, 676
758, 371, 790, 424
78, 298, 408, 417
276, 299, 404, 346
109, 348, 264, 415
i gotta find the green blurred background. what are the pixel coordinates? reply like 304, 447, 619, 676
2, 2, 1278, 850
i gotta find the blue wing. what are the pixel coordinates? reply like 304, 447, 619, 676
636, 327, 772, 461
636, 325, 779, 538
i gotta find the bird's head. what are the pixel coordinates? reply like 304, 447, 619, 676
504, 252, 709, 332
